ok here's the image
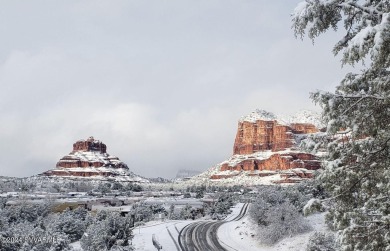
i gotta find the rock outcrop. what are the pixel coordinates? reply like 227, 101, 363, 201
42, 137, 148, 182
220, 153, 320, 172
198, 109, 324, 184
233, 119, 319, 154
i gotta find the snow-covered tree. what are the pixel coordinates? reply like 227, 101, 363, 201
1, 201, 51, 224
249, 186, 312, 245
293, 1, 390, 250
80, 212, 133, 251
129, 203, 153, 223
168, 204, 175, 219
0, 213, 71, 251
179, 204, 194, 220
149, 204, 167, 216
48, 208, 88, 242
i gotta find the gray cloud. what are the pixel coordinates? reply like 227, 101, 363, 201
0, 1, 352, 178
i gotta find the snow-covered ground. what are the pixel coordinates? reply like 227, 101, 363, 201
70, 204, 329, 251
184, 168, 289, 187
218, 212, 329, 251
71, 220, 192, 251
29, 172, 150, 183
132, 220, 190, 251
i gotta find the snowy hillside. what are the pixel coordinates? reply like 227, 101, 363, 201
36, 170, 150, 183
218, 209, 331, 251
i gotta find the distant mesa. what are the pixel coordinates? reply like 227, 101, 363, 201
175, 169, 201, 181
41, 136, 147, 182
192, 109, 324, 184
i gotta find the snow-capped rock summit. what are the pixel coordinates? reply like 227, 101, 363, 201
41, 136, 148, 182
239, 109, 278, 123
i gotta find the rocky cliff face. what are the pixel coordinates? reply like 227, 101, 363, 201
233, 121, 294, 154
198, 109, 323, 184
233, 112, 319, 155
220, 153, 320, 172
72, 137, 107, 153
42, 137, 148, 182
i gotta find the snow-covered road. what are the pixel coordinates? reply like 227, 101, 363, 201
132, 220, 190, 251
132, 203, 247, 251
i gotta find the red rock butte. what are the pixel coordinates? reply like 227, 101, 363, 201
209, 110, 323, 181
42, 136, 130, 178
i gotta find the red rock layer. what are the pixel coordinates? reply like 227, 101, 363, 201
220, 153, 320, 172
57, 159, 104, 168
56, 156, 125, 169
290, 123, 318, 134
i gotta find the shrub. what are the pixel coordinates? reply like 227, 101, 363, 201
256, 202, 312, 245
306, 232, 337, 251
49, 208, 87, 242
303, 199, 325, 216
249, 186, 313, 245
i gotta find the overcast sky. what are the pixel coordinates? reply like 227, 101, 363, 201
0, 0, 353, 179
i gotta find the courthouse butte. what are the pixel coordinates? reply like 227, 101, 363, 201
193, 109, 325, 184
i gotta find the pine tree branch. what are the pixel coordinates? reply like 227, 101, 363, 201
370, 137, 390, 154
340, 2, 383, 16
321, 170, 370, 202
341, 96, 366, 115
335, 94, 385, 100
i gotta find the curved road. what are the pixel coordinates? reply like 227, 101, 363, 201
178, 203, 249, 251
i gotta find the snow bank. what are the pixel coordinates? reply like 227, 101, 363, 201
218, 213, 330, 251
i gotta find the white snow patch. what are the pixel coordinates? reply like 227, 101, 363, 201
239, 109, 323, 128
218, 212, 330, 251
239, 109, 277, 123
69, 241, 82, 251
132, 220, 190, 251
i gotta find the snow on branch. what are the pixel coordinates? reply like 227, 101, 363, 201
293, 0, 390, 67
340, 1, 384, 16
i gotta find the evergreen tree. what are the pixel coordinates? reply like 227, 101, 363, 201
80, 212, 133, 251
293, 1, 390, 250
49, 208, 87, 242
